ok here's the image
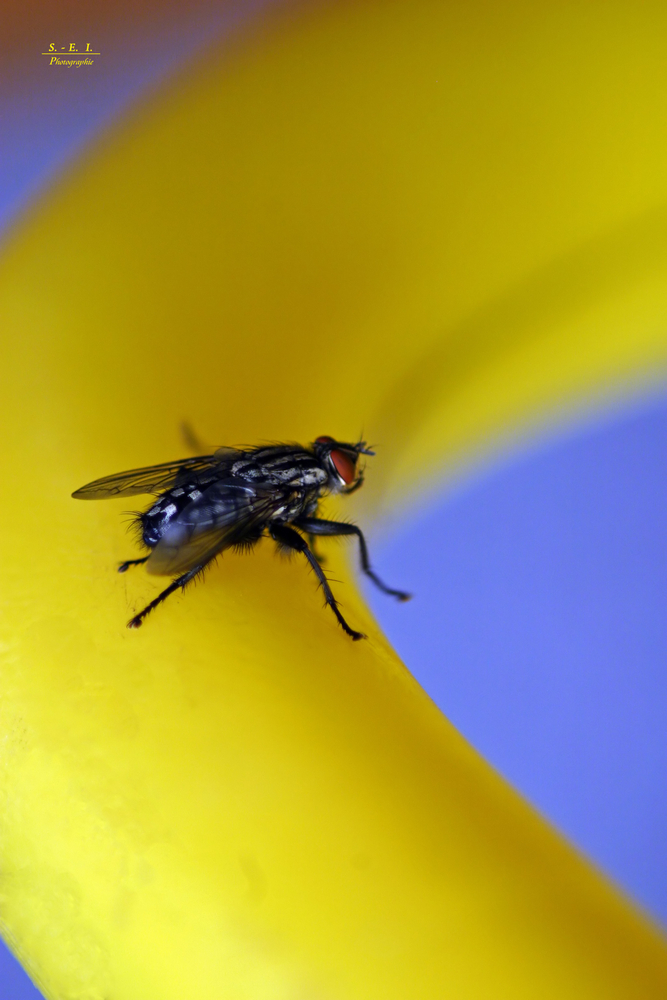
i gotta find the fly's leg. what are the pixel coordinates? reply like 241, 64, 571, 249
118, 556, 150, 573
269, 524, 365, 641
127, 565, 203, 629
295, 517, 411, 601
180, 421, 208, 453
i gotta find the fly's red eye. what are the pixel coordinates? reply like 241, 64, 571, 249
316, 435, 334, 445
330, 449, 356, 485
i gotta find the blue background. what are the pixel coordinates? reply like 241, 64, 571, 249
367, 394, 667, 925
1, 6, 665, 996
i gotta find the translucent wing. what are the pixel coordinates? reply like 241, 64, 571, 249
72, 453, 237, 499
146, 480, 285, 576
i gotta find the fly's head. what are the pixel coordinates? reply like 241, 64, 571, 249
313, 436, 375, 495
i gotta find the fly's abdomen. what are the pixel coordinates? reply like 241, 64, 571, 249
139, 484, 204, 548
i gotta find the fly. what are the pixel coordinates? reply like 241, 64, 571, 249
72, 436, 410, 640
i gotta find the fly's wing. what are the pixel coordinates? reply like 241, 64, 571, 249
72, 453, 238, 499
146, 480, 285, 576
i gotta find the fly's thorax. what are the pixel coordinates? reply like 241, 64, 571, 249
231, 447, 328, 489
269, 489, 320, 523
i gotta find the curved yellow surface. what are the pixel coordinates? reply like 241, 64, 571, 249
2, 1, 667, 997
